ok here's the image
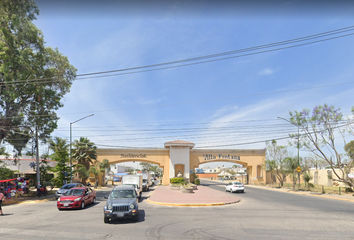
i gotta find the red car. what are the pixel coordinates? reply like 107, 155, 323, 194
57, 187, 96, 210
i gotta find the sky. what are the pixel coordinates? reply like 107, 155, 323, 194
17, 0, 354, 168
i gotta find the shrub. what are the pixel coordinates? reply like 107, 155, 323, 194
195, 178, 200, 185
170, 177, 185, 184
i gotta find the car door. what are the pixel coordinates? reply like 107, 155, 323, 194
87, 188, 93, 203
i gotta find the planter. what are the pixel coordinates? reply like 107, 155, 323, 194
181, 187, 194, 193
170, 184, 181, 190
190, 184, 198, 190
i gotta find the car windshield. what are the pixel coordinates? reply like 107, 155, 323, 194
110, 190, 136, 199
61, 184, 76, 189
64, 189, 84, 196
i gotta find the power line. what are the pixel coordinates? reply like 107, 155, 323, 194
3, 25, 354, 86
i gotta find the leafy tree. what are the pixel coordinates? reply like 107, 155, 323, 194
0, 163, 14, 179
0, 0, 76, 151
265, 160, 277, 187
265, 140, 289, 186
302, 170, 313, 190
289, 104, 354, 188
284, 156, 299, 190
140, 162, 153, 172
72, 137, 97, 183
49, 137, 70, 187
29, 158, 53, 186
306, 155, 328, 170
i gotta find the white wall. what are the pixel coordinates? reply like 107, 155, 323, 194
169, 147, 190, 179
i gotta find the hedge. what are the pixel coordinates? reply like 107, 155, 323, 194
170, 177, 185, 184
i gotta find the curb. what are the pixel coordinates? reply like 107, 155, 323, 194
146, 198, 240, 207
146, 186, 241, 207
246, 185, 354, 203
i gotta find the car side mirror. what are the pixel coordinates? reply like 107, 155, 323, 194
104, 195, 108, 199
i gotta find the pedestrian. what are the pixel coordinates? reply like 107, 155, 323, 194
0, 189, 6, 216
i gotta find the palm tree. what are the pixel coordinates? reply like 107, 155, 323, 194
72, 137, 97, 183
89, 158, 110, 187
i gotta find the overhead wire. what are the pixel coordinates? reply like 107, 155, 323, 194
3, 25, 354, 86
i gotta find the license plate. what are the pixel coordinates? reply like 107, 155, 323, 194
117, 212, 124, 217
64, 203, 69, 207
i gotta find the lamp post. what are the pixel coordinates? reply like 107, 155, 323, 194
278, 116, 300, 190
70, 114, 94, 183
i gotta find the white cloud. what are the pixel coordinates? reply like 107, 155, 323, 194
259, 68, 275, 76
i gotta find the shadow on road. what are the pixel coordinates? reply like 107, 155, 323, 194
106, 209, 145, 224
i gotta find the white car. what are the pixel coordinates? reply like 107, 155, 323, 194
225, 182, 245, 193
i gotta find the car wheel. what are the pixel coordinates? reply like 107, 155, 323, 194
92, 197, 96, 204
58, 208, 62, 211
104, 217, 109, 223
134, 214, 139, 222
241, 190, 244, 193
81, 201, 85, 209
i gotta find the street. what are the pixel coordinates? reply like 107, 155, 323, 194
1, 180, 354, 240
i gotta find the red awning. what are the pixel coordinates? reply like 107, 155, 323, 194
0, 178, 17, 183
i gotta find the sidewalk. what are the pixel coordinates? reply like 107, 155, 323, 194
147, 185, 240, 206
246, 184, 354, 203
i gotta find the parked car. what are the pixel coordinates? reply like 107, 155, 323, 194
57, 187, 96, 210
225, 182, 245, 193
55, 183, 85, 199
103, 185, 139, 223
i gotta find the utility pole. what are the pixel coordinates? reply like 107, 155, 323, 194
35, 126, 40, 189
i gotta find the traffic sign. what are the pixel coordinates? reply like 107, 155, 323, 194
296, 167, 301, 172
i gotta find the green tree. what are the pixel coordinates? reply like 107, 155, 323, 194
0, 163, 14, 180
140, 162, 153, 172
289, 104, 354, 188
265, 160, 277, 187
0, 0, 77, 150
284, 157, 299, 190
49, 137, 70, 187
72, 137, 97, 183
29, 158, 53, 186
265, 140, 289, 186
302, 171, 313, 190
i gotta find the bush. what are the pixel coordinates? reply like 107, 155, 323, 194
170, 177, 185, 184
194, 178, 200, 185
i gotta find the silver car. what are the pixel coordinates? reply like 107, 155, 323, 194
104, 185, 139, 223
55, 183, 84, 199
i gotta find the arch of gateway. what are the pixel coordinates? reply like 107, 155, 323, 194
97, 140, 266, 185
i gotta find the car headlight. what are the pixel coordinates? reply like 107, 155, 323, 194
108, 205, 112, 210
130, 204, 135, 209
74, 197, 82, 202
57, 197, 61, 202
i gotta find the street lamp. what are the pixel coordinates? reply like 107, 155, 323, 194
278, 116, 300, 190
70, 114, 94, 183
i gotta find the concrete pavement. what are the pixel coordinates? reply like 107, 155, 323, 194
147, 185, 240, 206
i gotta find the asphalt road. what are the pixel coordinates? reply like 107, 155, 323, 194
1, 180, 354, 240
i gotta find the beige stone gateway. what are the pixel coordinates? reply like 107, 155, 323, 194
97, 140, 266, 185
